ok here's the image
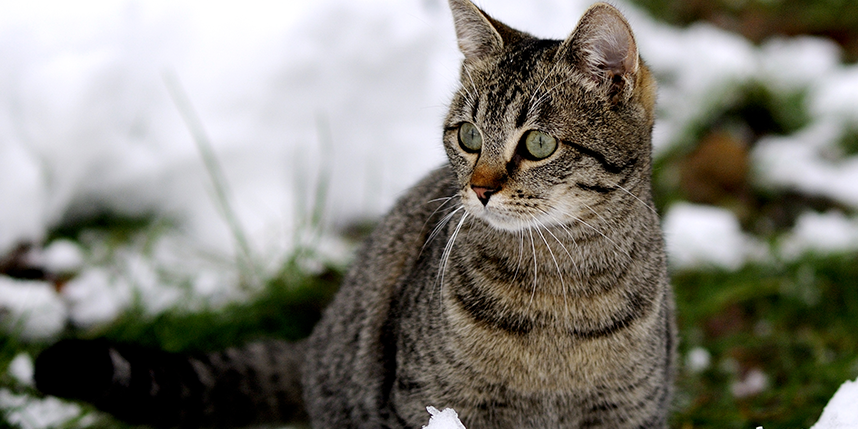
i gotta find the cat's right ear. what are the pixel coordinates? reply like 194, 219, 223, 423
448, 0, 523, 63
558, 3, 640, 103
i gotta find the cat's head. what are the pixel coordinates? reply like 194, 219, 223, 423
444, 0, 657, 232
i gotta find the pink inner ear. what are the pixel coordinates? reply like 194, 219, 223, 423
582, 11, 638, 77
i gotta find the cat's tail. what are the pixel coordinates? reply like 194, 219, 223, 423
34, 338, 307, 428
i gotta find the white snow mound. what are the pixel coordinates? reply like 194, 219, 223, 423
423, 406, 466, 429
662, 202, 759, 271
0, 277, 66, 340
811, 377, 858, 429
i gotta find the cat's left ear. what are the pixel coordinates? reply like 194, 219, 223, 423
558, 3, 639, 103
449, 0, 527, 63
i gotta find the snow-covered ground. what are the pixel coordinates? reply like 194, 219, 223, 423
2, 0, 858, 427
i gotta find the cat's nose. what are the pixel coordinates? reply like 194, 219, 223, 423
471, 185, 499, 206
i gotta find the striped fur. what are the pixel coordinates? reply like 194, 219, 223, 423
35, 1, 674, 428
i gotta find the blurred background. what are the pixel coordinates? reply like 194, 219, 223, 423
1, 0, 857, 428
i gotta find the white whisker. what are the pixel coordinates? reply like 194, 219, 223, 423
532, 212, 575, 262
422, 194, 461, 232
580, 201, 611, 226
531, 217, 567, 304
550, 218, 580, 251
549, 205, 632, 261
531, 75, 577, 113
424, 195, 461, 229
437, 212, 469, 303
463, 66, 480, 108
512, 227, 525, 284
526, 224, 538, 305
426, 195, 459, 205
616, 184, 658, 214
424, 205, 464, 253
528, 61, 563, 115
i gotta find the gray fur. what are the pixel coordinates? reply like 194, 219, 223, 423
35, 2, 674, 428
307, 1, 674, 427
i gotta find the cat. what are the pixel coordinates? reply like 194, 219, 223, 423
34, 1, 675, 427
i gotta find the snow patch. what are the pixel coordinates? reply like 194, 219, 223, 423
0, 389, 86, 429
662, 203, 760, 271
61, 268, 128, 328
731, 368, 769, 398
8, 353, 34, 387
39, 239, 85, 274
423, 406, 466, 429
0, 139, 47, 255
685, 347, 712, 373
640, 22, 756, 155
811, 377, 858, 429
0, 277, 66, 340
779, 211, 858, 259
753, 122, 858, 209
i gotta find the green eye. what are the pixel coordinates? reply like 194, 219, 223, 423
524, 130, 557, 159
458, 122, 483, 152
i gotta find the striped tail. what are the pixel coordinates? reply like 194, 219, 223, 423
34, 338, 307, 428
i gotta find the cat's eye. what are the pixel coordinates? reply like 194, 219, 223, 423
523, 130, 557, 160
458, 122, 483, 153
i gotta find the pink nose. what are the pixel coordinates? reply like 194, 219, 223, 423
471, 185, 499, 206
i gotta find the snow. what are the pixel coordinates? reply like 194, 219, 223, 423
0, 0, 477, 262
811, 377, 858, 429
0, 389, 87, 429
0, 277, 66, 340
757, 37, 841, 95
753, 121, 858, 209
685, 347, 712, 373
39, 239, 85, 275
419, 378, 858, 429
779, 211, 858, 260
1, 0, 857, 269
662, 202, 762, 271
731, 368, 770, 398
423, 407, 466, 429
7, 354, 35, 387
61, 268, 129, 328
641, 22, 757, 155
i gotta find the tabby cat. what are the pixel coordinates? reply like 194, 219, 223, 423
34, 1, 675, 427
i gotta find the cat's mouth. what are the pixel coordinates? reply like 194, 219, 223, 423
462, 192, 550, 232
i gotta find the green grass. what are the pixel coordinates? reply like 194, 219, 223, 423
90, 259, 340, 354
671, 253, 858, 429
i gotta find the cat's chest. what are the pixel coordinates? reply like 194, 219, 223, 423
392, 300, 655, 428
395, 213, 657, 383
441, 285, 650, 388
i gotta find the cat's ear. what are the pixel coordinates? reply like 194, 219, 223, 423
559, 3, 639, 103
448, 0, 526, 63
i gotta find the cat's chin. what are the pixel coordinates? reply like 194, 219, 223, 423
478, 215, 527, 232
466, 206, 548, 233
